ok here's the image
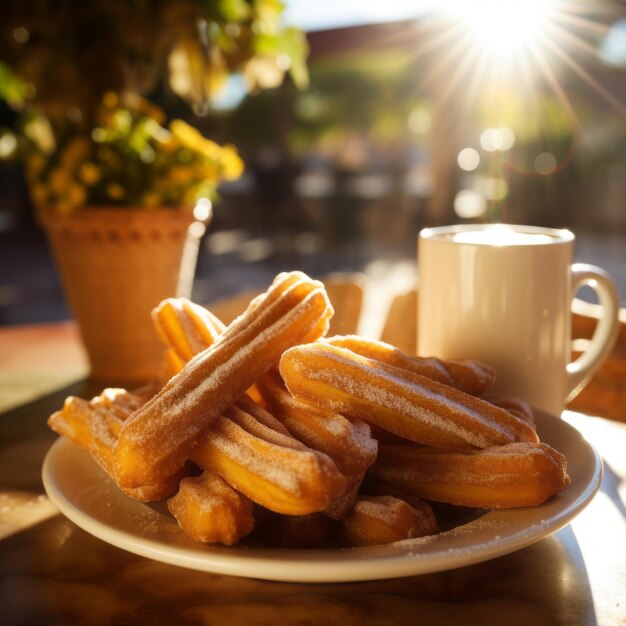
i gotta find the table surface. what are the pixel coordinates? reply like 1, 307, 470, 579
1, 282, 625, 626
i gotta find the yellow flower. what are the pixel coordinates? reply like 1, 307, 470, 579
183, 187, 203, 206
106, 183, 125, 200
24, 117, 56, 154
198, 137, 222, 161
197, 163, 218, 181
48, 167, 72, 195
79, 162, 102, 186
112, 109, 133, 133
169, 119, 204, 150
146, 119, 172, 145
220, 145, 244, 180
168, 166, 194, 185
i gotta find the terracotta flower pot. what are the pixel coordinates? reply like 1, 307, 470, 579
37, 206, 209, 384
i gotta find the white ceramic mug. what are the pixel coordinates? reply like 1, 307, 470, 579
417, 223, 620, 415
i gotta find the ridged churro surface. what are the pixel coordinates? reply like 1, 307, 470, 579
280, 343, 538, 449
114, 271, 334, 490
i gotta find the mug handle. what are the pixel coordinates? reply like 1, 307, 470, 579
566, 263, 620, 403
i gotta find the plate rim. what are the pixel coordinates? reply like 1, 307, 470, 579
42, 409, 603, 583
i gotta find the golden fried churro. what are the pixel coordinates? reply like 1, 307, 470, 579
152, 296, 266, 402
48, 396, 120, 476
152, 297, 225, 363
151, 297, 373, 517
370, 442, 570, 509
114, 271, 334, 491
257, 369, 378, 519
257, 369, 378, 477
280, 343, 538, 450
48, 395, 186, 501
161, 348, 185, 380
325, 335, 495, 395
93, 387, 149, 422
486, 396, 536, 428
167, 472, 255, 545
445, 359, 496, 396
191, 404, 347, 516
337, 495, 438, 547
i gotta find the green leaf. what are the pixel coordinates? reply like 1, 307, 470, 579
282, 27, 309, 89
0, 62, 27, 106
253, 27, 309, 88
217, 0, 251, 22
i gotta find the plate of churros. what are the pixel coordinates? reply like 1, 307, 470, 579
42, 271, 603, 582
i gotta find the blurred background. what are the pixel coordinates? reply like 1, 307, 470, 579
1, 0, 625, 324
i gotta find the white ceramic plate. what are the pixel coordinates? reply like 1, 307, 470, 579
42, 409, 602, 583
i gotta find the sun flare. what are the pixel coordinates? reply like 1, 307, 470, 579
427, 0, 625, 116
444, 0, 555, 59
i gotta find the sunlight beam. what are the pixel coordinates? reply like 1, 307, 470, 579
540, 30, 626, 114
443, 0, 556, 61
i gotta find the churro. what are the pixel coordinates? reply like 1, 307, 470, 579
486, 396, 536, 428
167, 471, 255, 545
152, 297, 225, 363
257, 369, 378, 478
279, 342, 538, 449
370, 441, 570, 508
114, 271, 334, 491
191, 404, 347, 515
257, 368, 378, 519
325, 335, 495, 395
48, 396, 120, 477
337, 495, 438, 547
46, 270, 575, 549
48, 394, 187, 501
152, 298, 375, 518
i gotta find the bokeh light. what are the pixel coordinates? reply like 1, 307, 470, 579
193, 197, 213, 221
476, 175, 509, 201
498, 128, 515, 150
454, 189, 486, 218
408, 109, 431, 134
534, 152, 557, 175
457, 147, 480, 171
480, 128, 515, 152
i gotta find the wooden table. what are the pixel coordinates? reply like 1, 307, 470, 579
1, 290, 625, 625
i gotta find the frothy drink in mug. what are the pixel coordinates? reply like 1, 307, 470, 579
417, 224, 620, 415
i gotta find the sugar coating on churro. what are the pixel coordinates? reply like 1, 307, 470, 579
114, 271, 334, 489
167, 472, 255, 545
46, 271, 572, 549
317, 367, 501, 448
280, 343, 537, 449
191, 407, 347, 515
370, 441, 570, 508
257, 369, 378, 476
338, 495, 438, 546
148, 293, 322, 422
325, 334, 496, 396
200, 420, 302, 495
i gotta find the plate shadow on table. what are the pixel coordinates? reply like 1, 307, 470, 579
0, 515, 596, 626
